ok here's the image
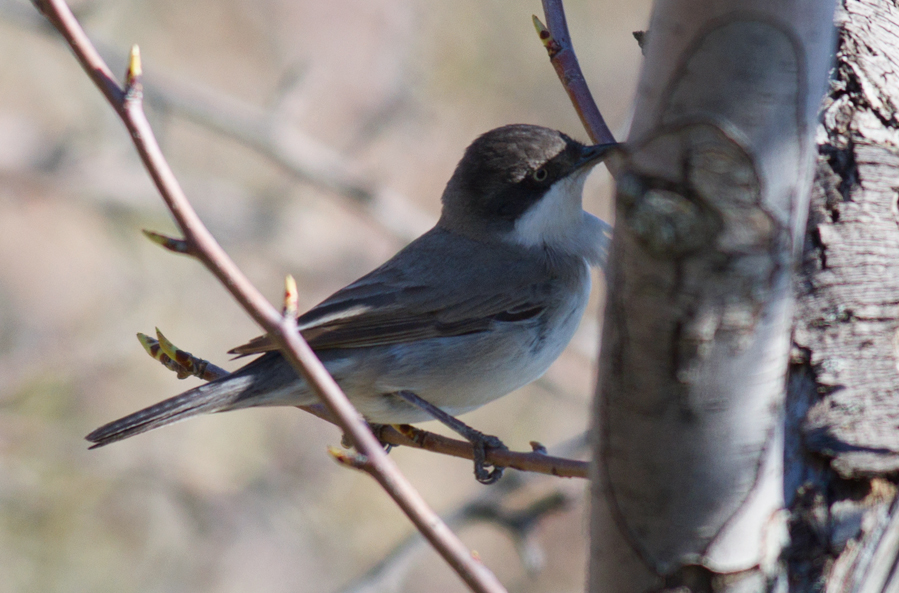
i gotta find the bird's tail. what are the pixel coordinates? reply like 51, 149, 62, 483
86, 353, 298, 448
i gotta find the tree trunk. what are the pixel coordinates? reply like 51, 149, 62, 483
787, 1, 899, 591
589, 1, 837, 591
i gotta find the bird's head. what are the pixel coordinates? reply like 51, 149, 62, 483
438, 124, 614, 257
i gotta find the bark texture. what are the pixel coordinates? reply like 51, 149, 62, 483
797, 0, 899, 480
786, 1, 899, 591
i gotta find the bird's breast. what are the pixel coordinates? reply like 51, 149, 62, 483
330, 258, 593, 423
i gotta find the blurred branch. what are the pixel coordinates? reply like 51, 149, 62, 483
336, 449, 585, 593
0, 0, 431, 243
846, 489, 899, 592
137, 75, 433, 242
139, 330, 589, 479
533, 0, 615, 145
33, 2, 505, 591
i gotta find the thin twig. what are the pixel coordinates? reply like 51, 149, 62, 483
0, 0, 430, 243
337, 475, 573, 593
136, 330, 226, 381
534, 0, 615, 145
139, 330, 589, 479
337, 432, 588, 592
289, 402, 588, 479
34, 2, 506, 591
137, 78, 434, 242
375, 424, 588, 479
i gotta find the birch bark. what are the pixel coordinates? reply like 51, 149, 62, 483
590, 2, 837, 591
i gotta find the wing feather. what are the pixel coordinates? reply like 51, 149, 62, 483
229, 228, 556, 357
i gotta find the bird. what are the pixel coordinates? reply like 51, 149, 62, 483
87, 124, 616, 483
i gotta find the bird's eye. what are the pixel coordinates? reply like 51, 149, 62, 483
532, 168, 548, 182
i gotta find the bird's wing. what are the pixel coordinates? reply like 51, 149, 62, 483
229, 274, 551, 355
229, 229, 555, 356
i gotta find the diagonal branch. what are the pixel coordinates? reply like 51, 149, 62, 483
534, 0, 615, 145
0, 0, 430, 243
33, 1, 506, 591
337, 432, 589, 592
336, 478, 573, 593
137, 76, 433, 243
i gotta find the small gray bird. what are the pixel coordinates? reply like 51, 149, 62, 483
87, 124, 615, 483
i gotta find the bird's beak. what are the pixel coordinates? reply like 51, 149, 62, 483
575, 142, 619, 170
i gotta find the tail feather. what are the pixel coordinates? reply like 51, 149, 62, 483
86, 376, 254, 448
86, 352, 301, 448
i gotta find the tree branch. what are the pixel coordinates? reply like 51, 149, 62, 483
0, 0, 431, 243
34, 1, 506, 591
138, 329, 589, 479
534, 0, 615, 145
336, 474, 574, 593
135, 73, 433, 243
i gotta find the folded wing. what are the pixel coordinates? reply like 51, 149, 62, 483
229, 228, 555, 356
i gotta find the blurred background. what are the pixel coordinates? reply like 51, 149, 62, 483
0, 0, 648, 591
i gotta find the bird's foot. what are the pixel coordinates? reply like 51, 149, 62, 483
470, 431, 508, 485
393, 391, 508, 485
341, 422, 395, 454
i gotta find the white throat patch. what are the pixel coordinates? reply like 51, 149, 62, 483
509, 169, 603, 262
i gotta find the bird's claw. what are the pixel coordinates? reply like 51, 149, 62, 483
342, 422, 395, 453
472, 433, 507, 485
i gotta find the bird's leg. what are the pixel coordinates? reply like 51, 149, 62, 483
371, 423, 396, 454
394, 391, 508, 484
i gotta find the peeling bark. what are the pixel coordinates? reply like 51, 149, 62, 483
797, 0, 899, 478
787, 1, 899, 591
